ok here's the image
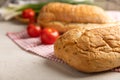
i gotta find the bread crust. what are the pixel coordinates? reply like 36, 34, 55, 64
38, 2, 112, 23
54, 26, 120, 73
37, 2, 115, 33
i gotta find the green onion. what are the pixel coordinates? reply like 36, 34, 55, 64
17, 1, 93, 12
0, 1, 94, 20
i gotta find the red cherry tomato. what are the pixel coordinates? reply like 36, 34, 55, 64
27, 24, 41, 37
22, 8, 35, 20
41, 28, 59, 44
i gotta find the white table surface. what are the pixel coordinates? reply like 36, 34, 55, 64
1, 21, 120, 80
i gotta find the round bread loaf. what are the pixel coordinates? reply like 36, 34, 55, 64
54, 26, 120, 73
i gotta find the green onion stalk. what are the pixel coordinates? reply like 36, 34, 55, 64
0, 0, 94, 21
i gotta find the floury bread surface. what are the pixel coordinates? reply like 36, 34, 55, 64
37, 2, 116, 33
54, 26, 120, 73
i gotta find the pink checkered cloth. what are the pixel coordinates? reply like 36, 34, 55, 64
7, 30, 64, 63
7, 11, 120, 72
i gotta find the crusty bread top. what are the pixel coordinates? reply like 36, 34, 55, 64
56, 25, 120, 54
38, 2, 112, 24
77, 26, 120, 52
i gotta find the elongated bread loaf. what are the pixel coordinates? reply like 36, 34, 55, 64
37, 2, 115, 33
54, 25, 120, 73
38, 2, 112, 23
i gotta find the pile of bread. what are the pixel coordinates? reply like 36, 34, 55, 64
37, 2, 120, 73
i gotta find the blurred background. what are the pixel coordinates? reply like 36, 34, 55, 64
95, 0, 120, 10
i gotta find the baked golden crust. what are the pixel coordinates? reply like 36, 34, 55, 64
38, 2, 112, 23
54, 26, 120, 73
37, 2, 115, 33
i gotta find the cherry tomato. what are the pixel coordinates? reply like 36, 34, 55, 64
27, 24, 41, 37
41, 28, 59, 44
22, 8, 35, 20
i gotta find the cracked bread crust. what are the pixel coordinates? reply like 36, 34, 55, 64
54, 26, 120, 73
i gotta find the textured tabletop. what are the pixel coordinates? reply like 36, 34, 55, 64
0, 20, 120, 80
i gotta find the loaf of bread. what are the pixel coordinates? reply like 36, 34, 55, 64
54, 25, 120, 73
37, 2, 116, 33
